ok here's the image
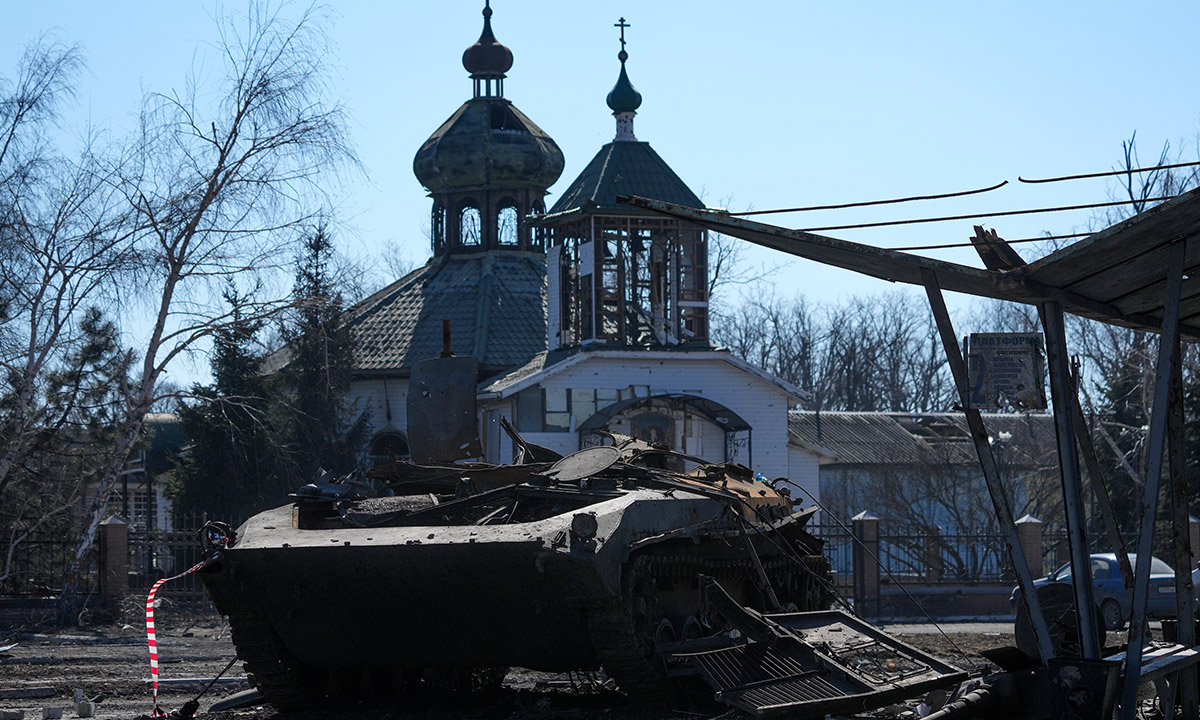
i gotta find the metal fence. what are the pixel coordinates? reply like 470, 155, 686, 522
0, 512, 239, 605
811, 524, 1013, 586
0, 534, 97, 598
127, 511, 241, 601
810, 524, 854, 593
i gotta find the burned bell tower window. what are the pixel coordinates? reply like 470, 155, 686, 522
431, 202, 446, 251
460, 204, 482, 246
497, 202, 519, 245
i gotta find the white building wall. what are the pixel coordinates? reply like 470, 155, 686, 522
348, 377, 410, 439
547, 244, 562, 351
480, 401, 517, 463
514, 355, 794, 480
786, 447, 822, 509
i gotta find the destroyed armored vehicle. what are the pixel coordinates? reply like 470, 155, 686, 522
199, 433, 834, 709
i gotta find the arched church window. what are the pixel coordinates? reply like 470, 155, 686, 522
497, 202, 519, 246
460, 204, 481, 246
431, 202, 446, 251
369, 432, 410, 467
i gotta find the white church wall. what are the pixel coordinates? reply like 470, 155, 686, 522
698, 421, 725, 463
480, 401, 517, 463
520, 354, 794, 479
348, 377, 410, 440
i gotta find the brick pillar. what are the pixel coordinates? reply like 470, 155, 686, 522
1016, 514, 1045, 577
852, 511, 880, 618
99, 515, 129, 607
924, 526, 942, 583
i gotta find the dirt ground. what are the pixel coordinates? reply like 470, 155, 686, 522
0, 602, 1017, 720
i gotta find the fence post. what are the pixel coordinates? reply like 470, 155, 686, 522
99, 515, 129, 607
924, 525, 942, 582
1016, 514, 1045, 577
852, 511, 880, 618
1191, 515, 1200, 572
1053, 533, 1070, 573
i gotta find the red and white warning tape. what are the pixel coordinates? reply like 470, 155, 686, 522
145, 557, 215, 715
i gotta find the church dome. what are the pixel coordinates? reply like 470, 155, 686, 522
462, 3, 512, 79
412, 98, 564, 193
413, 3, 563, 194
606, 50, 642, 114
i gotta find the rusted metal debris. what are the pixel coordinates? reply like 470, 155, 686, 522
664, 577, 966, 718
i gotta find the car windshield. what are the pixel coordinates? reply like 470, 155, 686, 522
1051, 555, 1173, 581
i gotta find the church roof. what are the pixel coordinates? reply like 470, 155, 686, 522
344, 253, 547, 376
413, 97, 564, 194
547, 140, 703, 216
478, 346, 809, 402
787, 410, 1058, 468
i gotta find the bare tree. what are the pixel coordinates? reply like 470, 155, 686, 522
0, 36, 136, 537
713, 289, 952, 412
55, 2, 356, 614
697, 193, 785, 308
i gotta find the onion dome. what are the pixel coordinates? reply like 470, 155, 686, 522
607, 18, 641, 142
414, 3, 564, 194
462, 2, 512, 80
606, 50, 642, 113
412, 99, 564, 193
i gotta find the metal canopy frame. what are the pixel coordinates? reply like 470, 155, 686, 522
620, 192, 1200, 718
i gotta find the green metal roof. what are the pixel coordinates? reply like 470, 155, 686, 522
413, 97, 564, 194
606, 59, 642, 114
548, 141, 703, 216
343, 253, 547, 377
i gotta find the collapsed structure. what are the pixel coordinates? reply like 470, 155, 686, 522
625, 186, 1200, 718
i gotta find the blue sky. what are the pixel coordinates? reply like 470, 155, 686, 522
5, 2, 1200, 382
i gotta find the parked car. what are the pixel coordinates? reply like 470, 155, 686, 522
1009, 553, 1177, 631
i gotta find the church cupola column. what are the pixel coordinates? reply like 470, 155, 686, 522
462, 1, 513, 98
413, 2, 564, 257
606, 18, 642, 142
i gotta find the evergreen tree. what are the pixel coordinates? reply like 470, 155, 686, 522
2, 308, 131, 583
170, 288, 280, 518
278, 223, 368, 480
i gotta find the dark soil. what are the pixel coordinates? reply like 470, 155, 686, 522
0, 603, 1018, 720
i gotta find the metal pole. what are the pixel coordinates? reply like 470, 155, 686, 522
921, 269, 1056, 663
1167, 337, 1197, 716
1041, 301, 1101, 659
1120, 240, 1186, 719
1067, 366, 1134, 594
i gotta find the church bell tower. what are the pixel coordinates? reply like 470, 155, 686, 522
540, 19, 710, 350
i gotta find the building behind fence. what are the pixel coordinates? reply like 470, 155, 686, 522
0, 511, 239, 623
6, 512, 1200, 623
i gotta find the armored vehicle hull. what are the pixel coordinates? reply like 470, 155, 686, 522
200, 443, 832, 708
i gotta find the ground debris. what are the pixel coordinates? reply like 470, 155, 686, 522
0, 687, 57, 700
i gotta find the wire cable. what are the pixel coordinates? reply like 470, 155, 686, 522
729, 180, 1009, 217
789, 485, 983, 670
731, 503, 857, 616
1019, 160, 1200, 184
795, 194, 1179, 233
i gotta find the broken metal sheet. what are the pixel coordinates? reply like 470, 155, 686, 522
966, 333, 1047, 410
669, 578, 966, 719
406, 354, 483, 463
619, 189, 1200, 341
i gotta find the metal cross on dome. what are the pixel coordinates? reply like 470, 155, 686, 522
615, 17, 630, 51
